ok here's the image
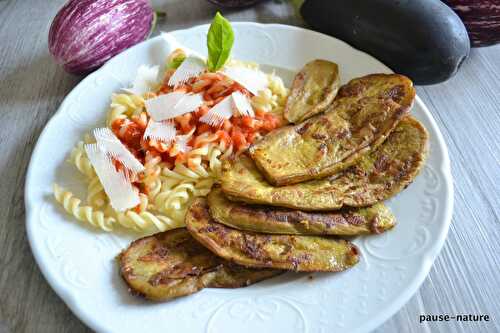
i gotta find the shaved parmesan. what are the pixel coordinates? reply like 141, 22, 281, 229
143, 119, 176, 143
174, 134, 192, 153
93, 128, 145, 173
123, 65, 159, 95
231, 91, 254, 117
145, 92, 204, 121
222, 67, 268, 95
175, 93, 204, 113
145, 92, 185, 120
84, 144, 140, 212
200, 95, 233, 127
169, 129, 195, 155
168, 56, 206, 87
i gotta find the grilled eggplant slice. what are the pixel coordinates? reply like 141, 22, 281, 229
186, 198, 360, 272
249, 74, 415, 186
208, 187, 395, 235
250, 100, 406, 186
118, 228, 281, 301
284, 59, 340, 123
336, 74, 416, 109
222, 116, 427, 210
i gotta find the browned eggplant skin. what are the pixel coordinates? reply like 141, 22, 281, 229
118, 228, 281, 301
335, 74, 416, 110
208, 187, 396, 235
221, 116, 428, 210
186, 198, 360, 272
284, 59, 340, 123
249, 74, 415, 186
340, 116, 428, 207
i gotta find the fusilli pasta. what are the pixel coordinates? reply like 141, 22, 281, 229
53, 184, 115, 232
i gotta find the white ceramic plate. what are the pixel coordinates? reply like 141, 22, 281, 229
26, 23, 453, 333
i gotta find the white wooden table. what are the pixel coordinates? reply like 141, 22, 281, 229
0, 0, 498, 332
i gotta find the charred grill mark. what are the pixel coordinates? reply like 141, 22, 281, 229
336, 128, 350, 139
296, 122, 311, 135
138, 243, 169, 262
199, 225, 217, 233
318, 143, 328, 154
289, 253, 313, 271
374, 154, 389, 172
344, 215, 366, 226
241, 234, 266, 260
148, 273, 175, 287
312, 133, 328, 140
337, 82, 365, 98
384, 84, 405, 102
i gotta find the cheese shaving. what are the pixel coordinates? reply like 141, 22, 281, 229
174, 135, 192, 153
84, 144, 140, 212
93, 128, 145, 173
143, 119, 176, 143
145, 92, 204, 121
231, 91, 255, 117
199, 95, 234, 127
168, 56, 206, 87
123, 65, 159, 95
222, 66, 268, 95
169, 128, 195, 155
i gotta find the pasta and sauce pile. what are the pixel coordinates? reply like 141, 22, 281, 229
53, 31, 288, 234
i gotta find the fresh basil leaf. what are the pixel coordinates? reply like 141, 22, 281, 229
207, 12, 234, 72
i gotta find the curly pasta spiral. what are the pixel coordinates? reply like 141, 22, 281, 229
142, 153, 163, 191
68, 142, 96, 178
107, 93, 145, 127
53, 184, 115, 232
86, 176, 107, 208
113, 211, 183, 233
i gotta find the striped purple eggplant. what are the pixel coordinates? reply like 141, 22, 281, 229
443, 0, 500, 47
48, 0, 154, 74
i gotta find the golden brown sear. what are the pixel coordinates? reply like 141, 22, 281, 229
118, 228, 281, 301
284, 59, 340, 123
186, 198, 360, 272
222, 116, 428, 210
336, 73, 416, 110
208, 187, 396, 235
250, 74, 415, 186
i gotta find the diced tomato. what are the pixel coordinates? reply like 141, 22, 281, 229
262, 113, 280, 131
175, 153, 187, 165
216, 130, 231, 147
241, 116, 255, 128
231, 129, 247, 150
245, 131, 257, 143
255, 109, 266, 118
175, 113, 193, 133
197, 123, 212, 134
196, 105, 210, 118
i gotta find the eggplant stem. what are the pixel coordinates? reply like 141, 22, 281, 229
148, 10, 167, 39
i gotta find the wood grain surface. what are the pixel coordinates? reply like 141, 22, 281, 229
0, 0, 498, 332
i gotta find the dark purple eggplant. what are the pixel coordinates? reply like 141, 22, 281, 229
443, 0, 500, 47
300, 0, 471, 85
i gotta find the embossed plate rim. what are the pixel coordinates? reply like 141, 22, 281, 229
25, 23, 453, 333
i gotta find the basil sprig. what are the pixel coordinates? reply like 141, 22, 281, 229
207, 12, 234, 72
